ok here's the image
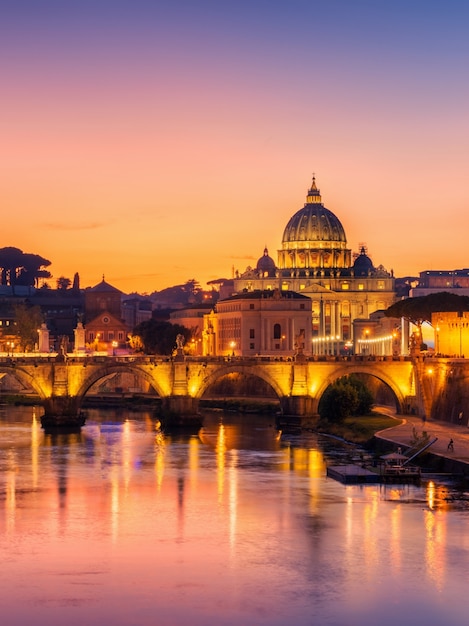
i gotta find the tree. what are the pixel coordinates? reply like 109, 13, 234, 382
318, 375, 374, 422
12, 303, 44, 352
348, 374, 374, 415
319, 380, 359, 422
385, 292, 469, 348
131, 319, 191, 355
150, 279, 205, 307
0, 247, 51, 288
56, 276, 72, 290
72, 272, 80, 291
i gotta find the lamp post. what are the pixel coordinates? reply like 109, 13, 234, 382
427, 367, 435, 409
112, 340, 118, 356
230, 341, 236, 357
364, 329, 369, 355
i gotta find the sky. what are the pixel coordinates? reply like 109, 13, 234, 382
2, 0, 469, 294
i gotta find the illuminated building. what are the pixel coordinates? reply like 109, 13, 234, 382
353, 311, 401, 357
411, 269, 469, 297
230, 177, 395, 351
84, 278, 128, 352
203, 290, 312, 357
432, 311, 469, 357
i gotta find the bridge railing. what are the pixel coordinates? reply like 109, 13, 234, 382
0, 352, 417, 365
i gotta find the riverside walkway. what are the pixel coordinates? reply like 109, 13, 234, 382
376, 413, 469, 468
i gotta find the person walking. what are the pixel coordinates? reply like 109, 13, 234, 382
447, 438, 454, 452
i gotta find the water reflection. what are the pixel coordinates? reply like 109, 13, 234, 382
0, 405, 468, 626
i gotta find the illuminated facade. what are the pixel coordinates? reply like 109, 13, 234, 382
203, 290, 312, 357
353, 311, 401, 357
232, 177, 396, 351
84, 278, 128, 351
432, 311, 469, 357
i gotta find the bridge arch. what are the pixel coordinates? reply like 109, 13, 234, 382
195, 363, 285, 401
0, 365, 48, 399
314, 364, 406, 414
74, 363, 167, 404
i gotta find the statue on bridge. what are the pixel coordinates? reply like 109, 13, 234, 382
174, 333, 185, 361
294, 330, 305, 357
56, 336, 68, 362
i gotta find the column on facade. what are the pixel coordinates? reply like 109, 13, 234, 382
330, 301, 335, 339
401, 317, 410, 355
333, 300, 340, 354
320, 299, 325, 339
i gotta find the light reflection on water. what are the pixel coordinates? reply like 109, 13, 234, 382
0, 405, 469, 625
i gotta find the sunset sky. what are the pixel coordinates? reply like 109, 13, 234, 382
2, 1, 468, 294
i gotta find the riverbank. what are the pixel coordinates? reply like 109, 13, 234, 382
374, 414, 469, 475
313, 412, 402, 446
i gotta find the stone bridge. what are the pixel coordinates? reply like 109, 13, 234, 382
0, 353, 453, 430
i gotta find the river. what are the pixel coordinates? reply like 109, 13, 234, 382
0, 404, 468, 626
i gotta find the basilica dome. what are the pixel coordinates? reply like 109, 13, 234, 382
256, 247, 276, 276
353, 247, 374, 276
277, 178, 351, 271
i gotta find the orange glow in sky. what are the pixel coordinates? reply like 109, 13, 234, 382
2, 2, 469, 293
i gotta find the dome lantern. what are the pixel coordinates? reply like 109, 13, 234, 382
278, 178, 351, 271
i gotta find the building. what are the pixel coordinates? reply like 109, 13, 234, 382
84, 278, 128, 352
122, 296, 153, 330
230, 177, 395, 351
353, 311, 401, 357
411, 269, 469, 298
203, 289, 312, 357
0, 284, 85, 353
432, 311, 469, 357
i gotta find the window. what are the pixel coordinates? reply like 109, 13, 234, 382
249, 303, 255, 309
249, 329, 255, 339
273, 324, 281, 339
341, 282, 349, 290
300, 303, 305, 310
250, 343, 255, 349
358, 283, 364, 290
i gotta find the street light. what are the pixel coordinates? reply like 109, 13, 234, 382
230, 341, 236, 357
364, 329, 370, 355
112, 340, 118, 356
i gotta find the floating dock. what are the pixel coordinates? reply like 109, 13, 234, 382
327, 463, 421, 485
327, 464, 381, 484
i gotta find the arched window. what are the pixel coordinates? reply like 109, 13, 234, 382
273, 323, 281, 339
